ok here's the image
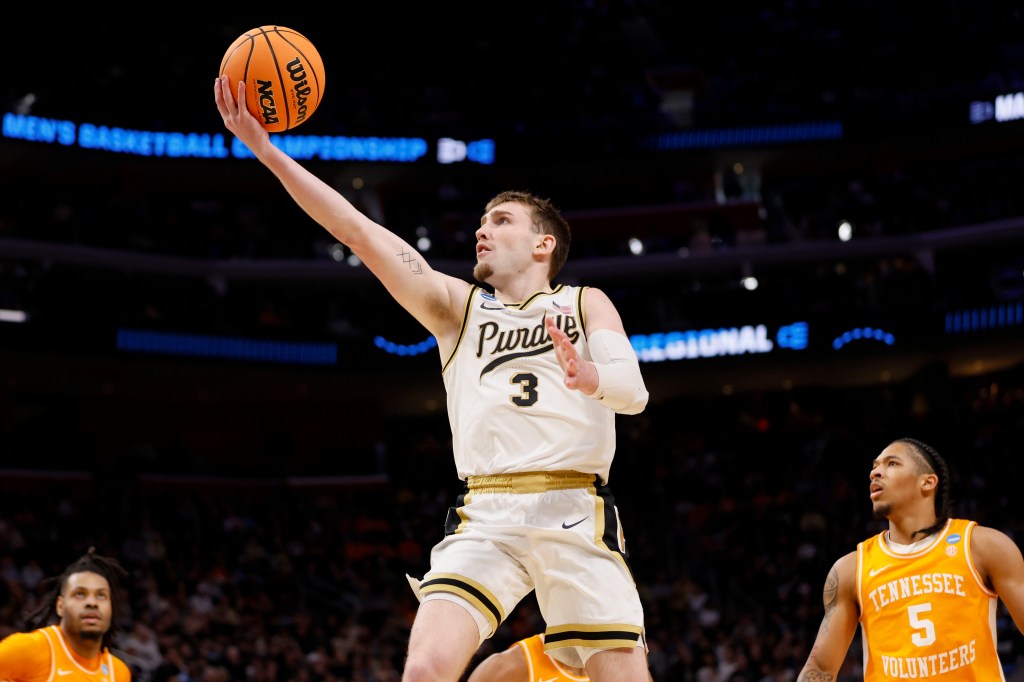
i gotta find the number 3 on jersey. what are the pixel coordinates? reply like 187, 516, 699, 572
510, 372, 539, 407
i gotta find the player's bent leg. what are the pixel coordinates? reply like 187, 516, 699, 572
402, 599, 482, 682
585, 644, 651, 682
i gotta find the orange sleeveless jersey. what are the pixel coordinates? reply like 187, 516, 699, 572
515, 634, 589, 682
0, 625, 131, 682
857, 518, 1004, 680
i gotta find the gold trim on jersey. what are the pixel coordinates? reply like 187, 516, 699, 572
466, 470, 598, 494
442, 284, 479, 374
517, 284, 566, 310
544, 622, 644, 651
576, 286, 588, 333
419, 572, 505, 632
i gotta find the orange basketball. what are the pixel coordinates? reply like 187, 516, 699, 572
219, 26, 325, 133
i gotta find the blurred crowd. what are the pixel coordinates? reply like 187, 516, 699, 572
1, 360, 1022, 681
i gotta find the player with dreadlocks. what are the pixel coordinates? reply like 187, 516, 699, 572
0, 547, 132, 681
798, 438, 1024, 681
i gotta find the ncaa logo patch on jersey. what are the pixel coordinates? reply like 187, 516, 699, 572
947, 533, 962, 544
480, 290, 505, 310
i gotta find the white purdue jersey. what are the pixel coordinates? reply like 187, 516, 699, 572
442, 284, 616, 483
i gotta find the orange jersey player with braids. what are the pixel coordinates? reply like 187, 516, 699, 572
0, 548, 132, 682
798, 438, 1024, 681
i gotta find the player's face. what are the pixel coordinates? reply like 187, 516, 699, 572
473, 201, 540, 284
868, 443, 927, 519
57, 571, 112, 642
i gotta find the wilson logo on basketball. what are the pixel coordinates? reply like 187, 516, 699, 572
256, 80, 280, 127
286, 58, 313, 124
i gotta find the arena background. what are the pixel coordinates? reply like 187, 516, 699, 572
2, 4, 1023, 680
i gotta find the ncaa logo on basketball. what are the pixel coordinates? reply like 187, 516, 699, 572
256, 80, 280, 127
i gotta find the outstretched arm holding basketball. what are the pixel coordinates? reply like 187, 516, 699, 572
213, 75, 467, 347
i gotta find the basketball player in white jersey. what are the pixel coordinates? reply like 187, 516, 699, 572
216, 75, 652, 682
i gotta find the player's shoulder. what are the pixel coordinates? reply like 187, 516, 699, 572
0, 628, 52, 669
0, 627, 49, 649
833, 550, 857, 570
111, 653, 133, 680
969, 523, 1019, 553
831, 550, 859, 586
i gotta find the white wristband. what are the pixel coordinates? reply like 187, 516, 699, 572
587, 329, 649, 414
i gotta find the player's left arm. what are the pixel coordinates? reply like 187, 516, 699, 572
546, 287, 648, 414
972, 525, 1024, 635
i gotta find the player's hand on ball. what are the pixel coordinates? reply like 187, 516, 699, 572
214, 76, 270, 151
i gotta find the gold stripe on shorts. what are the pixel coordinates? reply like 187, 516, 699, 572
466, 470, 597, 494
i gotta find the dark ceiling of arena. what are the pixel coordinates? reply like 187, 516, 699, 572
10, 4, 1023, 143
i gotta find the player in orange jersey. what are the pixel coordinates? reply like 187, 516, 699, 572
0, 548, 132, 681
468, 633, 655, 682
798, 438, 1024, 681
467, 633, 590, 682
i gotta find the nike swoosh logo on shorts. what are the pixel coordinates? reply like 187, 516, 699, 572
562, 517, 588, 529
869, 564, 893, 577
57, 671, 73, 677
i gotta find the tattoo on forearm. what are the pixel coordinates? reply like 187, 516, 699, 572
398, 248, 423, 274
815, 568, 840, 636
795, 567, 843, 682
797, 671, 835, 681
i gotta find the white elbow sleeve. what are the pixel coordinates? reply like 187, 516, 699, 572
587, 329, 649, 414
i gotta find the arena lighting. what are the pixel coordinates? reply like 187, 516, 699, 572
373, 323, 813, 362
373, 335, 438, 356
969, 91, 1024, 124
437, 137, 496, 164
416, 226, 432, 253
648, 120, 842, 150
945, 301, 1024, 334
0, 308, 28, 323
628, 238, 645, 255
740, 261, 758, 290
837, 220, 853, 242
831, 327, 895, 350
116, 329, 337, 365
1, 113, 495, 165
631, 322, 809, 362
